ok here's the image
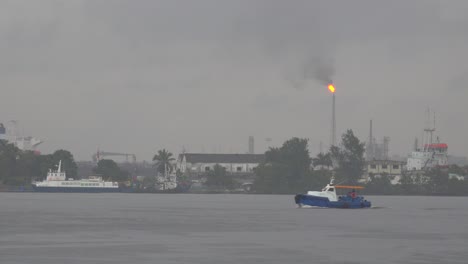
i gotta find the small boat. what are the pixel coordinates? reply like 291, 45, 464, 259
294, 178, 371, 209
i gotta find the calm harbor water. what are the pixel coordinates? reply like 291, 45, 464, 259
1, 193, 467, 264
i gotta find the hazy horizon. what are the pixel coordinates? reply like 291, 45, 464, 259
1, 0, 468, 161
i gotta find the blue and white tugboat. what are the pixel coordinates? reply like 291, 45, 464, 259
32, 161, 120, 193
294, 178, 371, 209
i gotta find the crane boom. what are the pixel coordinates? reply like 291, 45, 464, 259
92, 151, 136, 163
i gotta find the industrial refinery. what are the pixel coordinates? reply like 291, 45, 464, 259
0, 121, 43, 152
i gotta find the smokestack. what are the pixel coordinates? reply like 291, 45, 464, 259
331, 93, 336, 146
331, 92, 336, 147
366, 120, 374, 160
0, 123, 5, 140
328, 83, 336, 147
383, 136, 390, 160
248, 136, 255, 154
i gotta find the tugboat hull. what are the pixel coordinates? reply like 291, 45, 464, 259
294, 194, 371, 209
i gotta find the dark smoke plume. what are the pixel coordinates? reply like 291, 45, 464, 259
286, 56, 335, 89
304, 57, 335, 85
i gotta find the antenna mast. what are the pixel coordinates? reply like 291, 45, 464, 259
423, 108, 436, 151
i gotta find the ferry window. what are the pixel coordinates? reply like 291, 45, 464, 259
237, 166, 242, 172
382, 165, 388, 169
328, 188, 334, 192
205, 166, 210, 171
393, 165, 399, 169
370, 165, 376, 169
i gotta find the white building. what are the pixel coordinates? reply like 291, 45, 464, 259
367, 160, 404, 176
177, 153, 265, 174
365, 160, 405, 185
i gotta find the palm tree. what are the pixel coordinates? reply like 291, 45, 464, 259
152, 149, 175, 176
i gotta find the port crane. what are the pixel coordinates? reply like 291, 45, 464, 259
92, 151, 136, 163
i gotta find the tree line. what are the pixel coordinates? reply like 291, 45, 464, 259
0, 142, 189, 191
0, 139, 130, 187
365, 166, 468, 196
3, 134, 468, 195
253, 130, 364, 194
0, 140, 79, 186
251, 130, 468, 196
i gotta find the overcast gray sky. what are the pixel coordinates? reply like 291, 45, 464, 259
1, 0, 468, 161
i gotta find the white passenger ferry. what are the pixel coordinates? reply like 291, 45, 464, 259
32, 161, 120, 192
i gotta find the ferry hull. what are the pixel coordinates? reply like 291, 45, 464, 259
294, 194, 371, 209
32, 186, 120, 193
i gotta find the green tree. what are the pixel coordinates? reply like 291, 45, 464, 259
152, 149, 175, 175
37, 154, 54, 179
205, 164, 234, 190
300, 169, 332, 193
0, 143, 79, 186
49, 150, 78, 179
254, 163, 290, 194
93, 159, 129, 182
176, 169, 190, 185
426, 168, 449, 195
448, 164, 465, 176
312, 152, 333, 169
15, 151, 42, 185
0, 140, 20, 184
365, 174, 394, 195
141, 175, 157, 191
398, 171, 418, 194
330, 130, 365, 184
253, 137, 312, 193
413, 173, 430, 195
447, 178, 468, 196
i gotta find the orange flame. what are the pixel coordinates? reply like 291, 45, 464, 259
328, 84, 335, 93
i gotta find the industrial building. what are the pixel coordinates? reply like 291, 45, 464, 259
367, 160, 404, 176
0, 120, 43, 151
177, 153, 265, 174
